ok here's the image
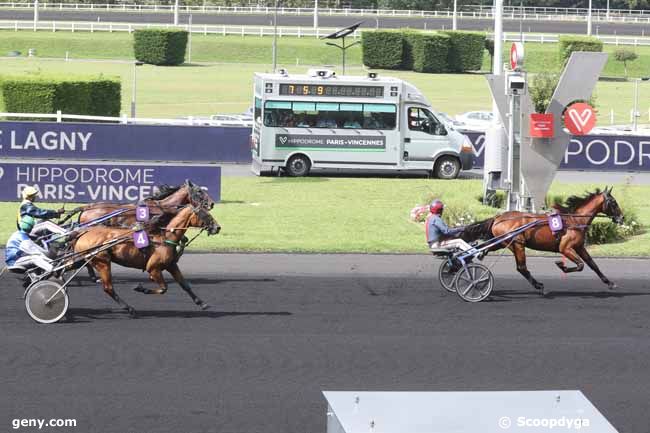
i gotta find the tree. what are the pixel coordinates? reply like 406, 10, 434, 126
613, 48, 638, 78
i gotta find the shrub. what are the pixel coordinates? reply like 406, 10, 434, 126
558, 35, 603, 65
361, 30, 405, 69
440, 31, 486, 72
411, 33, 450, 73
529, 72, 560, 114
0, 75, 121, 118
613, 48, 638, 77
133, 28, 188, 66
401, 30, 419, 70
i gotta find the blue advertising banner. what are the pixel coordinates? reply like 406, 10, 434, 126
465, 132, 650, 171
0, 121, 251, 163
0, 162, 221, 203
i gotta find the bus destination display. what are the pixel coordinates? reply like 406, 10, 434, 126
279, 84, 384, 98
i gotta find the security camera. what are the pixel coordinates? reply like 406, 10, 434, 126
507, 75, 526, 95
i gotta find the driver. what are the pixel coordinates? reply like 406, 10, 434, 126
5, 215, 53, 273
17, 186, 66, 240
426, 199, 472, 252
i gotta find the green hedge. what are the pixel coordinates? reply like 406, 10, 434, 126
133, 29, 188, 66
441, 31, 486, 72
411, 33, 450, 73
558, 35, 603, 64
361, 30, 404, 69
0, 75, 121, 117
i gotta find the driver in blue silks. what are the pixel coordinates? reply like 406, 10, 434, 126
426, 199, 472, 252
17, 186, 66, 239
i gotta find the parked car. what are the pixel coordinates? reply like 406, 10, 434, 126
455, 111, 494, 131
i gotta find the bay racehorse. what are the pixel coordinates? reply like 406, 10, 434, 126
61, 180, 215, 281
460, 187, 624, 294
71, 205, 221, 317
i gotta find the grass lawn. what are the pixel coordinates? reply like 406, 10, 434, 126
1, 178, 648, 256
2, 57, 647, 123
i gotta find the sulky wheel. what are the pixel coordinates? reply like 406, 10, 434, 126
454, 263, 494, 303
25, 280, 69, 324
438, 260, 460, 293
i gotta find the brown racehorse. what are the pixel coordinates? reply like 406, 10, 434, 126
72, 205, 221, 317
61, 180, 215, 282
460, 187, 624, 294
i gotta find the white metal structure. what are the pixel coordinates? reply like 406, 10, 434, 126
251, 69, 474, 178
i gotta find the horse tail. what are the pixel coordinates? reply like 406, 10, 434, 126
461, 218, 494, 242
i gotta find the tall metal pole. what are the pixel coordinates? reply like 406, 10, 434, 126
606, 0, 610, 20
131, 62, 137, 118
493, 0, 503, 77
272, 0, 278, 72
633, 79, 639, 132
314, 0, 318, 29
452, 0, 457, 30
33, 0, 38, 31
174, 0, 179, 26
188, 14, 192, 64
587, 0, 592, 36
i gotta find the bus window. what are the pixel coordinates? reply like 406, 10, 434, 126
263, 101, 397, 130
408, 108, 446, 135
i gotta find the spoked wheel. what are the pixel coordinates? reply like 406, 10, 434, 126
454, 263, 494, 303
438, 260, 460, 293
25, 280, 69, 324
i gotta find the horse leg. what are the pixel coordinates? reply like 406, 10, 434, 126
86, 263, 101, 283
576, 245, 617, 290
93, 259, 137, 317
509, 240, 545, 293
555, 247, 585, 273
167, 262, 209, 310
133, 268, 168, 295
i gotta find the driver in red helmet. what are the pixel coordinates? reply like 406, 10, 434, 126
426, 200, 471, 252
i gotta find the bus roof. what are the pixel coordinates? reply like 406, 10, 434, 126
254, 69, 403, 85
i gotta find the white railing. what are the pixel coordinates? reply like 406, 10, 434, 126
2, 21, 650, 46
0, 110, 252, 127
0, 20, 362, 37
1, 2, 650, 24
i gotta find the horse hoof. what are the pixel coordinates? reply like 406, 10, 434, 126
133, 284, 146, 294
128, 308, 138, 318
94, 278, 102, 284
198, 302, 210, 310
535, 283, 544, 291
608, 283, 618, 290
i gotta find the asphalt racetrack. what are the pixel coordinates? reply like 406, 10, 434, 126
1, 9, 650, 36
1, 253, 649, 433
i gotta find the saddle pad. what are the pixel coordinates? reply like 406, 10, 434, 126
548, 213, 564, 233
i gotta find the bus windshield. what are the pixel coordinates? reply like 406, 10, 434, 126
263, 101, 397, 130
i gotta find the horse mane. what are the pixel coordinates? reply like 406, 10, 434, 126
146, 184, 181, 200
553, 188, 603, 213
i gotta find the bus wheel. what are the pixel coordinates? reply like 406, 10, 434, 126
433, 156, 460, 180
286, 155, 311, 177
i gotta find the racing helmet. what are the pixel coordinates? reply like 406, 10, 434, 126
21, 185, 39, 200
429, 199, 444, 215
19, 215, 36, 232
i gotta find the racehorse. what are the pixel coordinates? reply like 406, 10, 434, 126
61, 180, 215, 281
460, 187, 624, 294
63, 180, 215, 227
71, 205, 221, 317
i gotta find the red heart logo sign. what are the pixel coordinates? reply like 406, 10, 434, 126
564, 102, 596, 135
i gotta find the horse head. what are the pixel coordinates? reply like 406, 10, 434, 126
188, 205, 221, 235
185, 179, 216, 210
601, 186, 624, 225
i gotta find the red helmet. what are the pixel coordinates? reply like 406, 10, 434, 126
429, 200, 444, 215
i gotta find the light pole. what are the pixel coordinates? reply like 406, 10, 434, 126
632, 77, 650, 132
131, 61, 144, 118
587, 0, 592, 36
606, 0, 610, 20
314, 0, 318, 29
272, 0, 279, 72
33, 0, 38, 31
174, 0, 179, 26
452, 0, 457, 30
